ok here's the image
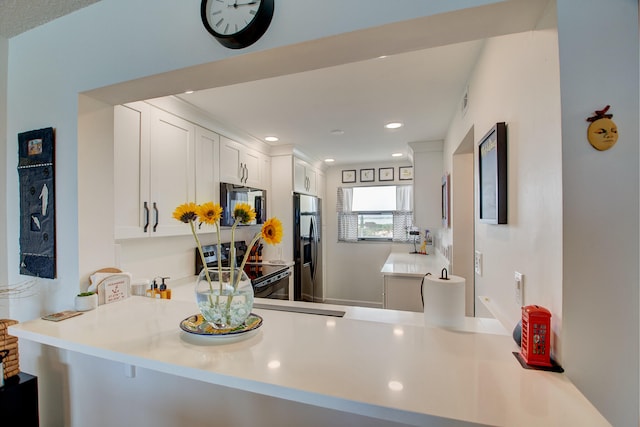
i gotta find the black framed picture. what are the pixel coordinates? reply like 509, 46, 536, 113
379, 167, 394, 181
360, 168, 375, 182
442, 173, 450, 228
478, 122, 507, 224
399, 166, 413, 180
342, 169, 356, 183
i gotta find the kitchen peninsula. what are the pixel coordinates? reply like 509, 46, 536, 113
8, 296, 608, 426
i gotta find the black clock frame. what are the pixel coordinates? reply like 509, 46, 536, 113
200, 0, 274, 50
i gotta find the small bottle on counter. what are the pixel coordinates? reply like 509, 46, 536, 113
159, 277, 171, 299
146, 279, 156, 298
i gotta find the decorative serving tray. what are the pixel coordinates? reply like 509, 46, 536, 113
179, 313, 263, 337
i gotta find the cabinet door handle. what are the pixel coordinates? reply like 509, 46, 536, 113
244, 164, 249, 183
153, 202, 159, 232
143, 201, 150, 232
239, 162, 245, 183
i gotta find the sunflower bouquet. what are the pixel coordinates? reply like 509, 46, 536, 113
173, 201, 283, 328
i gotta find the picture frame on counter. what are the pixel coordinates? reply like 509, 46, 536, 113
399, 166, 413, 180
341, 169, 356, 183
379, 167, 394, 181
478, 122, 507, 224
359, 168, 375, 182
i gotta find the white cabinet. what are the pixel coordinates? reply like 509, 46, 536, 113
194, 127, 220, 203
219, 136, 263, 188
383, 275, 424, 312
293, 158, 317, 195
114, 102, 196, 239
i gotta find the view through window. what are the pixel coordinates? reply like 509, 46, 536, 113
352, 186, 396, 240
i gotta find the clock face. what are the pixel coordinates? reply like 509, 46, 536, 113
201, 0, 274, 49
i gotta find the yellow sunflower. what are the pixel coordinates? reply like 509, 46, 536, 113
233, 202, 256, 224
197, 202, 223, 225
172, 202, 199, 223
261, 217, 283, 245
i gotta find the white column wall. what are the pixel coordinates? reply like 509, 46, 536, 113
557, 1, 639, 426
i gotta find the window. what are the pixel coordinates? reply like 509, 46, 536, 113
337, 185, 412, 242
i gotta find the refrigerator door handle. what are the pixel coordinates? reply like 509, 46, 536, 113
309, 217, 317, 280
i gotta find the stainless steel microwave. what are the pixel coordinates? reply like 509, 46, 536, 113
219, 182, 266, 227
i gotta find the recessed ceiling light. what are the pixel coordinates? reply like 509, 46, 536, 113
385, 122, 403, 129
324, 158, 335, 163
330, 129, 344, 136
392, 152, 403, 157
184, 90, 194, 94
264, 136, 279, 142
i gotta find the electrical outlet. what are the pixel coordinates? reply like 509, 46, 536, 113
515, 272, 524, 306
474, 251, 482, 276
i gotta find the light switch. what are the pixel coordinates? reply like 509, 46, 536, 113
515, 272, 524, 306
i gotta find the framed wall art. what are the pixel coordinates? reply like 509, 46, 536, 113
379, 167, 394, 181
18, 127, 57, 278
478, 122, 507, 224
399, 166, 413, 180
360, 168, 374, 182
442, 173, 450, 228
342, 169, 356, 183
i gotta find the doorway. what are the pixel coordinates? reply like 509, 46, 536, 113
452, 126, 475, 316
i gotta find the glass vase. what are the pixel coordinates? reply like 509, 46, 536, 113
195, 267, 254, 329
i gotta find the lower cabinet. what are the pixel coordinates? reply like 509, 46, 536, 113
383, 275, 424, 312
0, 372, 39, 427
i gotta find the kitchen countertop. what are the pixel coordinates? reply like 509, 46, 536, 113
380, 251, 448, 277
9, 295, 609, 426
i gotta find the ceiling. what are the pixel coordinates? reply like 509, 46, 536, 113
2, 1, 547, 167
0, 0, 101, 38
176, 40, 482, 165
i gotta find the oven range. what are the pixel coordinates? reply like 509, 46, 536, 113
195, 242, 290, 300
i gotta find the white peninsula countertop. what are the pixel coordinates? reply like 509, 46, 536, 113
9, 296, 609, 427
381, 251, 449, 277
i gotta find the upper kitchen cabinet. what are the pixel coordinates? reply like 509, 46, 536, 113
194, 127, 220, 204
219, 136, 266, 189
293, 157, 317, 195
114, 102, 196, 239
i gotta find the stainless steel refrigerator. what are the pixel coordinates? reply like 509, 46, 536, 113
293, 193, 323, 302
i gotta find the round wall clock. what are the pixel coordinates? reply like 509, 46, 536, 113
201, 0, 274, 49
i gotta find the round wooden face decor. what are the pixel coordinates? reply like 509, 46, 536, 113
586, 105, 618, 151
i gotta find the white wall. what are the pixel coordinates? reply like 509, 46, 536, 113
324, 161, 412, 307
0, 36, 7, 318
444, 12, 563, 337
556, 1, 639, 426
